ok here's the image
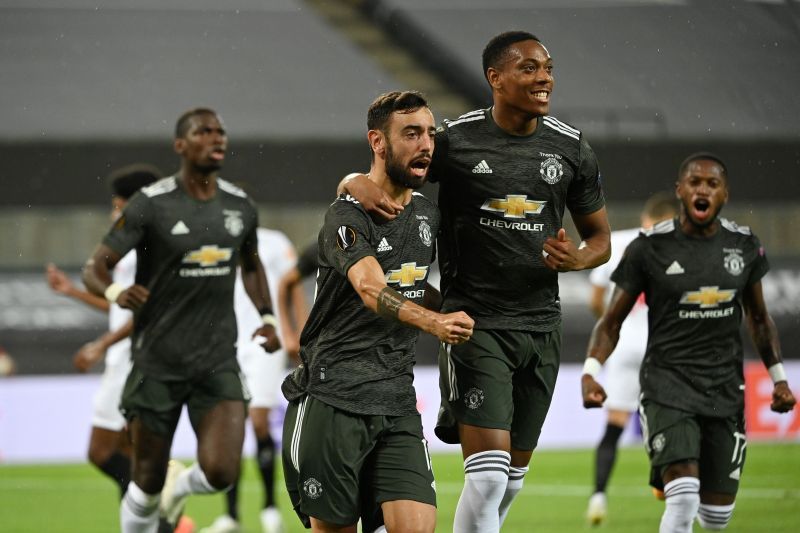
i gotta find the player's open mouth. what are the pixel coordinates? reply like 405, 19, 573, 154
210, 147, 226, 161
692, 198, 711, 221
410, 157, 431, 177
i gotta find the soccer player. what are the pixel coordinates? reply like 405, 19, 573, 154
282, 91, 474, 533
201, 227, 304, 533
341, 31, 610, 532
585, 191, 678, 525
45, 164, 160, 499
581, 153, 796, 532
83, 107, 281, 533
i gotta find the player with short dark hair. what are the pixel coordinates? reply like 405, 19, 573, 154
341, 31, 611, 531
282, 90, 474, 533
581, 153, 796, 532
83, 108, 280, 533
584, 191, 678, 525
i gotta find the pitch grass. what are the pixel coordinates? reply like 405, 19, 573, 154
1, 443, 798, 532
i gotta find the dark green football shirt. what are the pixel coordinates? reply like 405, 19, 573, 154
612, 217, 770, 417
430, 109, 605, 331
103, 176, 258, 381
282, 192, 440, 416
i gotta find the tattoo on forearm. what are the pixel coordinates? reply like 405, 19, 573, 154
377, 287, 407, 319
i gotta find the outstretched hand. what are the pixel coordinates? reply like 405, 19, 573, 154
771, 382, 797, 413
73, 341, 105, 372
543, 229, 584, 272
582, 374, 607, 408
46, 263, 74, 294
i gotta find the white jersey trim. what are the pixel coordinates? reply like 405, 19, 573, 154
542, 116, 580, 140
218, 178, 248, 198
141, 176, 177, 198
446, 114, 485, 128
720, 218, 752, 235
643, 218, 675, 236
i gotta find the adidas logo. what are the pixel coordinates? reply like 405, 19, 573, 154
171, 220, 190, 235
472, 160, 492, 174
377, 237, 393, 253
665, 261, 684, 275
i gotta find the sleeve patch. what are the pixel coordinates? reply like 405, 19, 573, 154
336, 226, 357, 251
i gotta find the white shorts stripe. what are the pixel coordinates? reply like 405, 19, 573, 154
290, 396, 308, 472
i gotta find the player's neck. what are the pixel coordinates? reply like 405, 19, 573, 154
177, 167, 218, 201
367, 170, 412, 206
679, 213, 720, 238
491, 103, 538, 136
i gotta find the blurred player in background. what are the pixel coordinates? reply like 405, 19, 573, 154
582, 153, 796, 532
585, 191, 678, 525
201, 227, 305, 533
46, 164, 160, 499
276, 241, 318, 360
83, 107, 280, 533
341, 32, 610, 532
282, 91, 474, 533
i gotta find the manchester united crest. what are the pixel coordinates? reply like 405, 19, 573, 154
464, 387, 485, 410
419, 220, 432, 247
303, 477, 323, 499
223, 210, 243, 237
540, 157, 564, 184
723, 250, 744, 276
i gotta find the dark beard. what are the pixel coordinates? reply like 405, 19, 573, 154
385, 143, 425, 190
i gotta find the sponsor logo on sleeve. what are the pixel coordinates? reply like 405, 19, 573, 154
336, 226, 357, 251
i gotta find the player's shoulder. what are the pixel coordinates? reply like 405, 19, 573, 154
641, 218, 676, 238
541, 115, 582, 143
329, 193, 369, 220
217, 178, 249, 199
410, 190, 437, 210
719, 218, 753, 237
442, 108, 489, 131
140, 176, 178, 198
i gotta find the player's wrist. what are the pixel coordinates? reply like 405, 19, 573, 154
259, 308, 278, 328
104, 283, 124, 303
768, 362, 787, 384
582, 357, 602, 378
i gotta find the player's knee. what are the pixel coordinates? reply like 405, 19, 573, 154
696, 503, 735, 530
87, 443, 112, 467
201, 462, 237, 490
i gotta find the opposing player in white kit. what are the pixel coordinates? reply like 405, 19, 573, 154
45, 164, 160, 498
586, 192, 678, 525
200, 227, 304, 533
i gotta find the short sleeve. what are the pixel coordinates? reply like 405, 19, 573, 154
567, 137, 605, 215
610, 236, 648, 297
747, 234, 770, 287
320, 198, 375, 277
102, 191, 151, 257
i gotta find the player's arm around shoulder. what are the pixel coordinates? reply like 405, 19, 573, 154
346, 256, 473, 345
742, 280, 797, 413
581, 285, 639, 408
337, 173, 404, 221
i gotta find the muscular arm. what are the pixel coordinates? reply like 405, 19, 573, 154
543, 207, 611, 272
743, 280, 796, 413
240, 237, 281, 352
346, 256, 472, 344
47, 263, 110, 312
581, 286, 638, 408
277, 267, 309, 360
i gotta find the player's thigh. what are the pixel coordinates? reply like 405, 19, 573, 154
381, 500, 436, 533
510, 328, 560, 451
239, 341, 287, 410
698, 413, 746, 496
603, 345, 643, 412
188, 370, 248, 466
92, 358, 132, 431
439, 329, 516, 431
362, 415, 436, 532
283, 395, 374, 528
639, 399, 701, 488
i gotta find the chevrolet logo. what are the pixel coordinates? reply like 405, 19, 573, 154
385, 262, 429, 288
481, 195, 546, 219
183, 245, 233, 267
679, 286, 736, 308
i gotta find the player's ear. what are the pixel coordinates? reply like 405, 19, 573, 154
174, 137, 186, 155
368, 129, 385, 158
486, 67, 502, 90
